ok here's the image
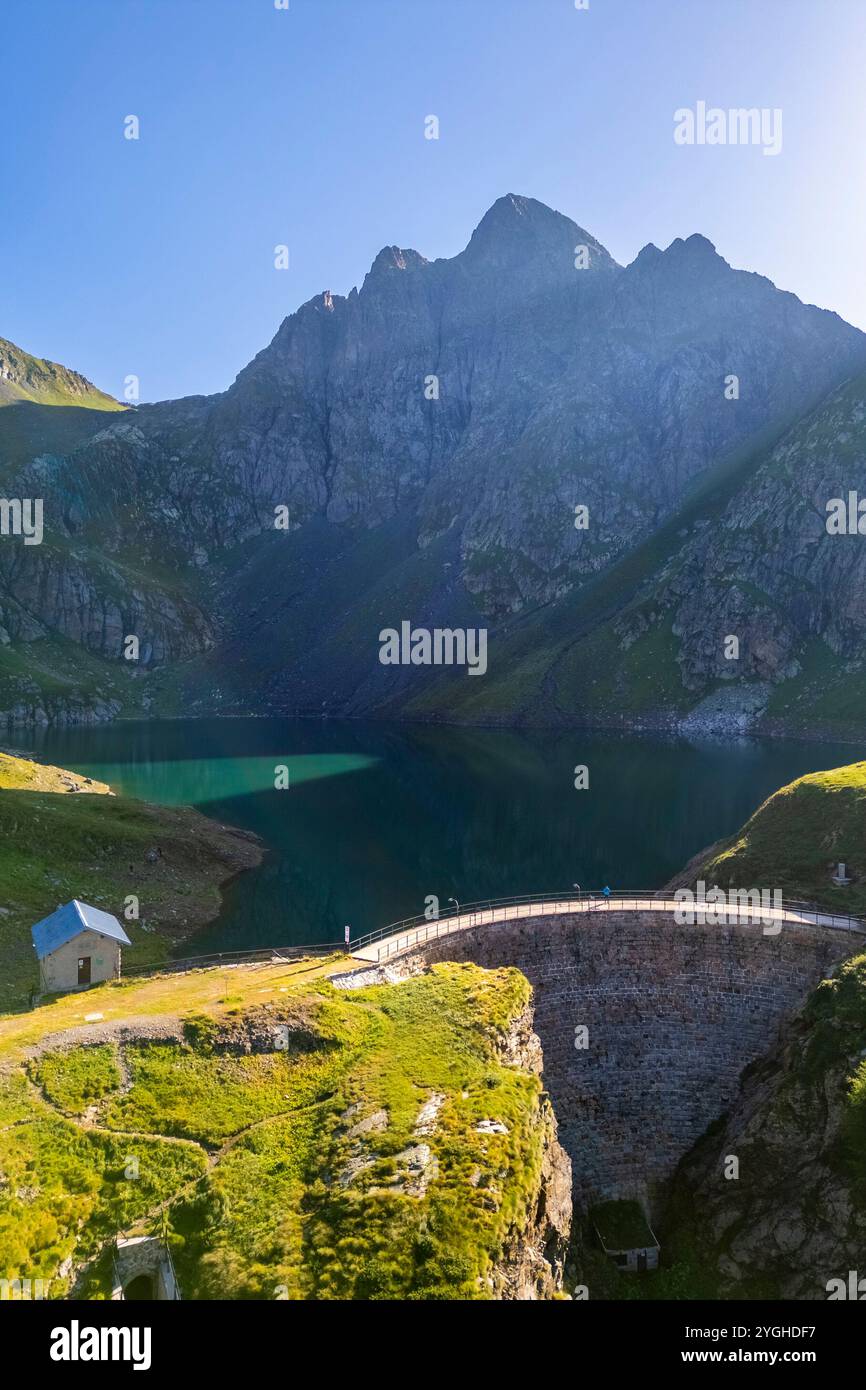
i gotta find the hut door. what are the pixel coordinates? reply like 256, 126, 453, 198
77, 956, 91, 985
637, 1250, 647, 1272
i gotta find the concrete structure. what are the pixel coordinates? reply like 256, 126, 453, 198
31, 900, 131, 994
350, 893, 866, 964
111, 1237, 180, 1301
343, 895, 865, 1211
600, 1238, 660, 1274
592, 1199, 660, 1272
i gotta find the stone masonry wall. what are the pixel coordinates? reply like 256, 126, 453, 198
384, 911, 854, 1212
111, 1237, 178, 1301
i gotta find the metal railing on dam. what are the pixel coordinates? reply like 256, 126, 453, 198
116, 890, 866, 978
122, 940, 343, 978
348, 890, 866, 964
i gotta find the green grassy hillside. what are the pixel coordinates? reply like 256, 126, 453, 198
0, 336, 125, 470
0, 337, 122, 412
0, 958, 563, 1300
680, 760, 866, 915
0, 750, 261, 1009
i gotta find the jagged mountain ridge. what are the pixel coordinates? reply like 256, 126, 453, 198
2, 194, 866, 729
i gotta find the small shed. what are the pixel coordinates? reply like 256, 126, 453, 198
591, 1199, 660, 1273
31, 900, 131, 994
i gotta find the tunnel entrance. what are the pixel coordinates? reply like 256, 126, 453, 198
111, 1235, 180, 1301
123, 1273, 154, 1301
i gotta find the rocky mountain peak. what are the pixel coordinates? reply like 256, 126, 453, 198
363, 245, 429, 288
5, 197, 866, 736
458, 193, 618, 277
666, 232, 723, 260
625, 232, 730, 290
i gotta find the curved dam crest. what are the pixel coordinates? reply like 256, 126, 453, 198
340, 905, 861, 1208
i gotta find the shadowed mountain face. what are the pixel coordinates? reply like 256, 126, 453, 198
3, 194, 866, 731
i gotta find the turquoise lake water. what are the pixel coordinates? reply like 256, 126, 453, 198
9, 718, 865, 953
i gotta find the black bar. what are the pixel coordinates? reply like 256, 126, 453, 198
6, 1296, 858, 1376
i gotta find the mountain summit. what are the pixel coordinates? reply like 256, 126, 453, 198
2, 196, 866, 736
458, 193, 617, 275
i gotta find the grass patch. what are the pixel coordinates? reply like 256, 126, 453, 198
0, 1112, 205, 1292
691, 760, 866, 914
103, 1003, 362, 1146
34, 1046, 121, 1115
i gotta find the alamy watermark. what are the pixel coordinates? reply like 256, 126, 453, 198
826, 1271, 866, 1300
674, 101, 782, 157
1, 1277, 51, 1299
0, 498, 43, 545
50, 1321, 151, 1370
674, 881, 783, 934
826, 492, 866, 535
379, 621, 487, 676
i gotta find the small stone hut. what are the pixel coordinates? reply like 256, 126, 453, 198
31, 899, 131, 993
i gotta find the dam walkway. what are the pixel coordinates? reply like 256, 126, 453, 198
349, 891, 866, 964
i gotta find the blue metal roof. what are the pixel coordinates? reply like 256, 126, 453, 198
31, 900, 131, 959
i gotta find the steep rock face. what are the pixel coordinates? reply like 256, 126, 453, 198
0, 539, 212, 662
659, 375, 866, 707
489, 1000, 572, 1299
666, 955, 866, 1300
195, 206, 864, 627
400, 368, 866, 737
493, 1091, 572, 1299
4, 195, 866, 726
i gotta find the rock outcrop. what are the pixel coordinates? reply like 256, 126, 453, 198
488, 1000, 571, 1298
665, 954, 866, 1299
493, 1087, 572, 1300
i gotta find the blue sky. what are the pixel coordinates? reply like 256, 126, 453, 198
2, 0, 865, 402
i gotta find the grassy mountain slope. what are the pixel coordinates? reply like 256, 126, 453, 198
675, 760, 866, 916
0, 959, 569, 1300
0, 338, 122, 411
0, 750, 261, 1009
0, 336, 124, 470
0, 339, 160, 723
